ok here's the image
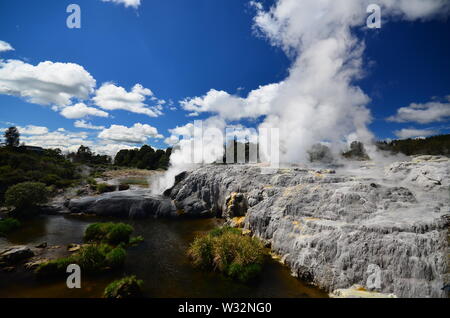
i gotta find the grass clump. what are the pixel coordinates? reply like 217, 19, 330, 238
35, 244, 126, 278
129, 236, 144, 246
188, 226, 265, 283
96, 183, 116, 194
84, 222, 134, 245
0, 218, 21, 237
104, 275, 143, 298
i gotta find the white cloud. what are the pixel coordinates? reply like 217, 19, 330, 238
74, 120, 105, 130
164, 123, 195, 145
180, 83, 281, 121
0, 40, 14, 52
101, 0, 141, 9
394, 128, 438, 139
98, 123, 163, 143
17, 125, 49, 135
60, 103, 109, 119
387, 97, 450, 124
20, 129, 90, 152
93, 83, 163, 117
0, 60, 96, 106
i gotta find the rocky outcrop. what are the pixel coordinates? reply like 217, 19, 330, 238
65, 190, 177, 218
167, 156, 450, 298
0, 246, 34, 265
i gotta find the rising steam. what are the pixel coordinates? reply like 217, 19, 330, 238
152, 0, 450, 194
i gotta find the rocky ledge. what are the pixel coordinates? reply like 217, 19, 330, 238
167, 156, 449, 298
46, 189, 177, 218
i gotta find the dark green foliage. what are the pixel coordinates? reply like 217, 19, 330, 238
342, 141, 370, 160
67, 145, 112, 165
114, 145, 172, 170
5, 182, 49, 211
34, 257, 73, 278
129, 236, 144, 246
0, 146, 77, 204
4, 127, 20, 148
96, 183, 116, 194
84, 222, 134, 245
105, 246, 127, 268
188, 226, 266, 282
35, 244, 127, 278
376, 134, 450, 156
104, 275, 143, 298
0, 218, 21, 236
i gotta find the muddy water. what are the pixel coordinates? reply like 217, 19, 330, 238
0, 215, 327, 298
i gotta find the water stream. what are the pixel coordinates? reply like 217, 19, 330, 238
0, 215, 327, 298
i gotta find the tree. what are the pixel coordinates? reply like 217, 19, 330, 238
5, 182, 49, 214
4, 127, 20, 148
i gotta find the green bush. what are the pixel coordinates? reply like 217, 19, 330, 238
105, 247, 127, 268
0, 218, 21, 236
35, 244, 127, 278
129, 236, 144, 246
104, 276, 143, 298
187, 226, 265, 282
87, 177, 97, 186
84, 222, 134, 245
35, 257, 74, 277
96, 183, 116, 194
5, 182, 49, 210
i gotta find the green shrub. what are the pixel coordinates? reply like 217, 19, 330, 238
76, 244, 108, 273
105, 247, 127, 268
35, 257, 74, 278
87, 177, 97, 186
187, 226, 265, 282
104, 276, 143, 298
129, 236, 144, 246
84, 222, 134, 245
40, 174, 62, 186
5, 182, 49, 210
35, 244, 126, 278
0, 218, 21, 236
96, 183, 116, 194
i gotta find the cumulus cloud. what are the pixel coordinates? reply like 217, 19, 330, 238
0, 60, 96, 106
387, 97, 450, 124
98, 123, 163, 143
16, 125, 49, 135
60, 103, 109, 119
0, 40, 14, 52
93, 83, 164, 117
180, 83, 281, 120
20, 129, 90, 151
74, 120, 105, 130
101, 0, 141, 8
394, 128, 438, 139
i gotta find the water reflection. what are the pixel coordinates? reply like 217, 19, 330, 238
0, 216, 327, 298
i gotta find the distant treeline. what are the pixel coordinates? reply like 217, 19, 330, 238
114, 145, 172, 170
376, 134, 450, 156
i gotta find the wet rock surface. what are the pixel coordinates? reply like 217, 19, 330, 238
168, 156, 450, 298
0, 246, 34, 265
50, 190, 177, 218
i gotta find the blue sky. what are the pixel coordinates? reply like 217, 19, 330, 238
0, 0, 449, 156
